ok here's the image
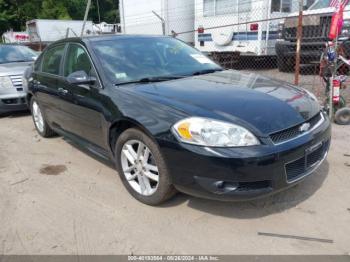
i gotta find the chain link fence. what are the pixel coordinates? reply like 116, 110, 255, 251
120, 0, 350, 103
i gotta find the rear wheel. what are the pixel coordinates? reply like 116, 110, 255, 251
30, 98, 56, 137
115, 128, 176, 205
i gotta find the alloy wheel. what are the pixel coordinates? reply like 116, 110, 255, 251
120, 139, 159, 196
32, 101, 44, 133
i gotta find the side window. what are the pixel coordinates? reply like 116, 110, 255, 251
64, 44, 93, 77
41, 45, 65, 75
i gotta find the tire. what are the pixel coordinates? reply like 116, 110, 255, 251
30, 97, 56, 138
335, 107, 350, 125
277, 55, 292, 72
115, 128, 176, 205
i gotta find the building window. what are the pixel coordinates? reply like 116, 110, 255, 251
216, 0, 236, 15
203, 0, 251, 17
203, 0, 215, 16
239, 0, 252, 12
271, 0, 291, 12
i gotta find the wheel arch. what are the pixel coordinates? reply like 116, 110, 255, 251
108, 117, 156, 156
26, 92, 33, 108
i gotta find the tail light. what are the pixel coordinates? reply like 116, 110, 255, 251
333, 79, 340, 104
198, 26, 204, 34
250, 23, 259, 31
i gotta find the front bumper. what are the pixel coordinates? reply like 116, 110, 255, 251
0, 94, 28, 114
159, 112, 331, 201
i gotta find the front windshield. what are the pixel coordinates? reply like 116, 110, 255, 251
91, 37, 222, 84
0, 45, 37, 64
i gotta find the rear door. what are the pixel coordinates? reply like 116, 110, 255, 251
34, 43, 66, 128
56, 42, 106, 148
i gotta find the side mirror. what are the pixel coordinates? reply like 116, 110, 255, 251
67, 70, 96, 85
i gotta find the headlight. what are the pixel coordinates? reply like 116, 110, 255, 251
0, 76, 13, 89
172, 117, 260, 147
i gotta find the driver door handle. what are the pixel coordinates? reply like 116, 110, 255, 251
58, 88, 69, 95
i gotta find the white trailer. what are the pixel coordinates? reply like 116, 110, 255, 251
119, 0, 195, 43
26, 19, 95, 43
195, 0, 300, 57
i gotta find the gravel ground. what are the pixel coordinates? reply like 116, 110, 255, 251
0, 113, 349, 255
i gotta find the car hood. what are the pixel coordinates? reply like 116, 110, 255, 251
122, 70, 320, 135
0, 62, 33, 76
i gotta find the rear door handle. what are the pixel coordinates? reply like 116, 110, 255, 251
58, 88, 69, 95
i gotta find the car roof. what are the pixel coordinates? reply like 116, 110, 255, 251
53, 34, 169, 45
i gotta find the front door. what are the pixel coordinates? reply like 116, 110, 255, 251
56, 43, 106, 149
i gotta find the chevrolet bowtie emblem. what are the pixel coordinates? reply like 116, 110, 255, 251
299, 123, 311, 132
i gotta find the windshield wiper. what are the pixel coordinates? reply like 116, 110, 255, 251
115, 76, 183, 86
191, 68, 223, 76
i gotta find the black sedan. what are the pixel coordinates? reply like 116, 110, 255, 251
27, 35, 331, 205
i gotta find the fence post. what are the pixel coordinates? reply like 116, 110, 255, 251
81, 0, 92, 37
329, 76, 333, 119
294, 0, 303, 85
152, 11, 166, 35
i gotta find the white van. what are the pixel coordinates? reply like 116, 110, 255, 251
195, 0, 299, 59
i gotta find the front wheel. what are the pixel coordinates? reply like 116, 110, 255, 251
115, 128, 176, 205
30, 98, 56, 137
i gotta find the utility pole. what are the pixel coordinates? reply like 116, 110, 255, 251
152, 11, 166, 35
294, 0, 303, 85
81, 0, 92, 37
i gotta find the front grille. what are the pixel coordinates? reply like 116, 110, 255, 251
9, 75, 23, 89
284, 16, 332, 41
307, 144, 324, 168
285, 139, 329, 182
270, 112, 322, 144
285, 157, 305, 181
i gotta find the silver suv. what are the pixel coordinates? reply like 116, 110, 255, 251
0, 44, 37, 114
